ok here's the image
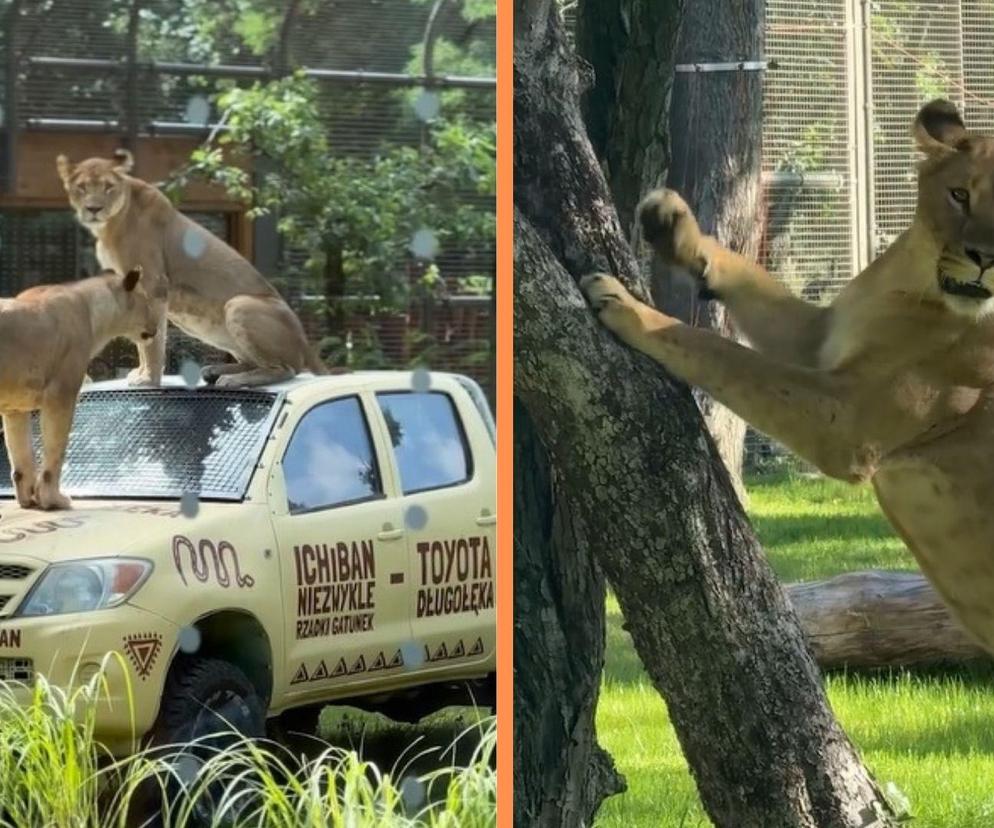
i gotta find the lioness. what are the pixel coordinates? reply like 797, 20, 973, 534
56, 150, 327, 387
582, 99, 994, 652
1, 266, 159, 510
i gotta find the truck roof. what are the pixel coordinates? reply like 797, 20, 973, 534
83, 370, 465, 399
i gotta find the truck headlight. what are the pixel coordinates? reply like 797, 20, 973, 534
18, 559, 152, 617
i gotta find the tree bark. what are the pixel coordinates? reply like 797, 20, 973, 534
512, 401, 625, 826
514, 2, 897, 826
576, 0, 762, 503
788, 571, 989, 669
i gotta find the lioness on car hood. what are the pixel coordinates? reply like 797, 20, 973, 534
0, 500, 252, 562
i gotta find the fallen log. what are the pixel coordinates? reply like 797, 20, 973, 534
786, 570, 990, 669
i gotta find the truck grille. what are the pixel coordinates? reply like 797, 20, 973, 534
0, 658, 33, 682
0, 565, 31, 580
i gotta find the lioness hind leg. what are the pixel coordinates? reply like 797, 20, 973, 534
34, 397, 75, 510
201, 362, 252, 384
213, 296, 311, 388
2, 413, 37, 508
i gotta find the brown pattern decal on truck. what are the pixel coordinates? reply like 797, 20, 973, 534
172, 536, 255, 588
425, 637, 485, 663
416, 536, 494, 618
0, 516, 90, 544
123, 633, 162, 680
293, 540, 376, 639
289, 649, 404, 685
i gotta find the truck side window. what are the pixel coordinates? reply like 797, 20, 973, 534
376, 391, 472, 494
283, 397, 382, 514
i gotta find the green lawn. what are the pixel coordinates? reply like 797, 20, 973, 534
594, 472, 994, 827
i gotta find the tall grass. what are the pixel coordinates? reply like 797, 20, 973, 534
0, 664, 496, 828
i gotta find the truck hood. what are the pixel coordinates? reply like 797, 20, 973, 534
0, 500, 243, 563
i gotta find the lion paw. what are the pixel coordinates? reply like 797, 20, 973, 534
126, 368, 157, 387
580, 273, 633, 311
638, 189, 708, 276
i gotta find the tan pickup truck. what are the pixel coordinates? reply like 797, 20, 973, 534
0, 371, 496, 753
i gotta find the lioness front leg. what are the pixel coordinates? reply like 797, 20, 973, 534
640, 189, 830, 367
127, 314, 167, 387
580, 274, 874, 481
2, 413, 37, 508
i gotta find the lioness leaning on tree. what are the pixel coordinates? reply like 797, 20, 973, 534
582, 98, 994, 652
1, 266, 158, 511
56, 150, 327, 387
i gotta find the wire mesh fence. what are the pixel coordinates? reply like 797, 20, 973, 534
0, 0, 496, 400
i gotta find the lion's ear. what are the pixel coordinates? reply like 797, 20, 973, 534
913, 99, 968, 155
56, 154, 73, 185
122, 265, 142, 292
113, 148, 134, 174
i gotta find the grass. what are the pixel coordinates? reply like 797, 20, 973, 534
0, 662, 496, 828
595, 471, 994, 827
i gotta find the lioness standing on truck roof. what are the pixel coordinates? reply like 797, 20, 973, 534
1, 266, 159, 510
56, 150, 327, 388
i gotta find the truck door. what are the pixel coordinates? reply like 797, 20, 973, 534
372, 385, 496, 676
270, 393, 411, 700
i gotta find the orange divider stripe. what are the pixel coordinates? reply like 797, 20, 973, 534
495, 0, 513, 824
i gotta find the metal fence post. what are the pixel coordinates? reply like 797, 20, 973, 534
125, 0, 140, 152
3, 0, 21, 194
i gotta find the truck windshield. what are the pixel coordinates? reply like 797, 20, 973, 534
0, 389, 279, 502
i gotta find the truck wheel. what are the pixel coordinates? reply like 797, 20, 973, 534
147, 657, 266, 827
153, 656, 266, 747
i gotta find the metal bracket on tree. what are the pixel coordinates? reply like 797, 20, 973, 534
675, 59, 777, 73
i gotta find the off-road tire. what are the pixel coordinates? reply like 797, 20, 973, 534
153, 656, 266, 747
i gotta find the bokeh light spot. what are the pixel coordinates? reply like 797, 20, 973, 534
411, 367, 431, 393
405, 504, 428, 530
412, 90, 440, 122
409, 228, 439, 260
180, 359, 201, 389
180, 491, 200, 518
401, 641, 424, 670
178, 625, 202, 654
182, 227, 208, 260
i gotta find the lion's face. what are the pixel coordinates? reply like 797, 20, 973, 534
56, 151, 133, 230
915, 100, 994, 317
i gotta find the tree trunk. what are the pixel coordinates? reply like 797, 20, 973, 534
576, 0, 761, 502
788, 571, 989, 669
513, 401, 625, 826
513, 2, 897, 826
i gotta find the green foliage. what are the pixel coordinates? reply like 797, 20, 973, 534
171, 73, 494, 322
0, 663, 496, 827
407, 0, 496, 23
